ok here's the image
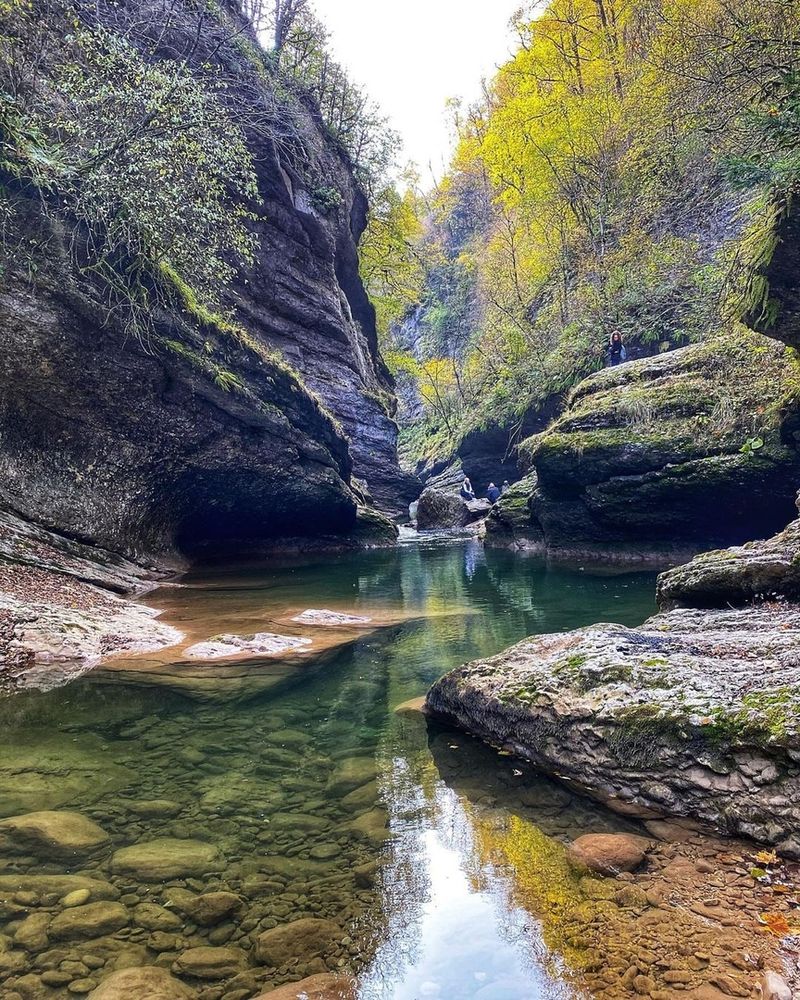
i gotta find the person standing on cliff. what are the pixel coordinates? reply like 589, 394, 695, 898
608, 331, 627, 367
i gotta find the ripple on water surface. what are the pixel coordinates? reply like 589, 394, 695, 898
0, 540, 659, 998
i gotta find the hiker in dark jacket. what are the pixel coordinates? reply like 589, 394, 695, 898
608, 331, 627, 367
487, 483, 501, 504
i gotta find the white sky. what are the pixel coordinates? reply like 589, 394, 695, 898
314, 0, 526, 181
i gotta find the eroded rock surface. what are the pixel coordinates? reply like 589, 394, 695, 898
426, 604, 800, 854
486, 331, 800, 561
183, 633, 312, 661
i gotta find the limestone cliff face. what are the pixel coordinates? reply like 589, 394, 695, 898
485, 331, 800, 562
227, 100, 417, 515
0, 0, 409, 579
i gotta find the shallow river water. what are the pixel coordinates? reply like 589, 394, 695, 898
0, 538, 667, 999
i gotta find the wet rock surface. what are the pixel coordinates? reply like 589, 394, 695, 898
184, 634, 312, 661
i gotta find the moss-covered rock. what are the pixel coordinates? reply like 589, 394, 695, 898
426, 603, 800, 855
658, 504, 800, 609
484, 474, 544, 549
487, 331, 800, 560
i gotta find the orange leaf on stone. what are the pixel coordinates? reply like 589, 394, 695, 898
759, 912, 791, 936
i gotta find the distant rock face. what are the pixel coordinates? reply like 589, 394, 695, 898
426, 604, 800, 855
486, 332, 800, 561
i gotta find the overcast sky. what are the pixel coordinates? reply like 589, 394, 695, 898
315, 0, 527, 180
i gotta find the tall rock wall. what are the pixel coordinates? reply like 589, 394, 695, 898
0, 0, 410, 578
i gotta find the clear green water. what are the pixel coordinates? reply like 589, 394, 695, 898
0, 538, 657, 999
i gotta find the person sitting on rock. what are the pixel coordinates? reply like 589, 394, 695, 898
460, 477, 475, 501
608, 331, 627, 367
501, 480, 510, 495
487, 482, 501, 504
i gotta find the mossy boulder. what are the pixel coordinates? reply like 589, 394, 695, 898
426, 603, 800, 855
487, 331, 800, 560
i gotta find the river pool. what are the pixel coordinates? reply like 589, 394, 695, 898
0, 537, 661, 999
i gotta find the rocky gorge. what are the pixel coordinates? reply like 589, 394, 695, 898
0, 0, 413, 678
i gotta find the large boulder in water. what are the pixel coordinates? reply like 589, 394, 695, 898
426, 603, 800, 856
486, 331, 800, 562
567, 833, 651, 875
416, 487, 491, 529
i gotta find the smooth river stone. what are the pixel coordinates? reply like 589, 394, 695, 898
172, 945, 247, 979
0, 810, 110, 860
13, 911, 51, 950
87, 966, 196, 999
255, 918, 341, 967
182, 891, 242, 926
291, 610, 372, 626
269, 813, 330, 833
124, 799, 182, 819
566, 833, 652, 876
183, 633, 312, 660
111, 838, 221, 881
254, 974, 356, 999
49, 901, 129, 941
346, 808, 389, 844
132, 902, 182, 931
339, 780, 378, 813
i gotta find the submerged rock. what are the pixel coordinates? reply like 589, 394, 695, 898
87, 966, 196, 999
566, 833, 651, 875
110, 838, 221, 881
291, 610, 372, 626
49, 901, 129, 941
184, 633, 312, 660
172, 945, 247, 980
0, 810, 110, 861
0, 875, 118, 902
254, 974, 356, 999
181, 892, 242, 927
426, 604, 800, 854
255, 918, 340, 967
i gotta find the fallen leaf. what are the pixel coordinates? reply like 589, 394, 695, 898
759, 912, 791, 936
755, 850, 779, 865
